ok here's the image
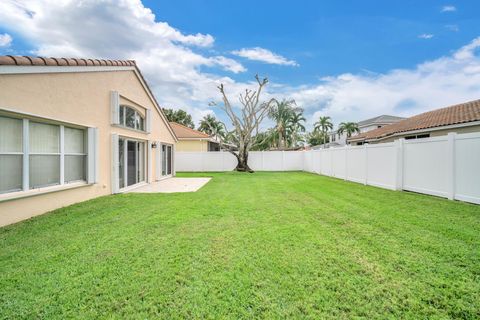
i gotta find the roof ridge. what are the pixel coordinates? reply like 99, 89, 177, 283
0, 55, 136, 67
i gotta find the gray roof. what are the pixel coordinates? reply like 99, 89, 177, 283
357, 115, 405, 127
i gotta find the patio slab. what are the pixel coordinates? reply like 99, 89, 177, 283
128, 177, 211, 193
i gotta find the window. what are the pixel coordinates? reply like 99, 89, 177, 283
0, 116, 23, 193
0, 114, 88, 195
64, 127, 87, 183
405, 133, 430, 140
119, 105, 144, 131
29, 122, 60, 188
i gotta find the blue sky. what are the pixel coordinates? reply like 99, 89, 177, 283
1, 0, 480, 128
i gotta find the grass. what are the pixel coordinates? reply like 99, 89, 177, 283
0, 172, 479, 319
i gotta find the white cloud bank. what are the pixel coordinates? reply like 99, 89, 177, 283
232, 47, 298, 66
0, 33, 12, 47
287, 37, 480, 128
0, 0, 479, 130
0, 0, 248, 124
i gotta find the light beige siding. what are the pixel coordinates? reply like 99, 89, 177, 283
176, 140, 208, 152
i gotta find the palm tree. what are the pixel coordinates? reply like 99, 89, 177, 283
268, 99, 298, 149
198, 114, 225, 138
337, 122, 360, 138
252, 128, 278, 151
288, 111, 306, 147
314, 116, 333, 147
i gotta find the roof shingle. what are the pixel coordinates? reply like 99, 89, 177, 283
349, 99, 480, 141
169, 122, 210, 139
0, 55, 136, 67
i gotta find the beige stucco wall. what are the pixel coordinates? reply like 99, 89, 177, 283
176, 140, 208, 152
0, 69, 176, 227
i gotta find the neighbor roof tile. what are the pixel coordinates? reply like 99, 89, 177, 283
349, 99, 480, 141
169, 122, 210, 139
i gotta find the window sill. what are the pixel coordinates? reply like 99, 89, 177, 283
0, 181, 93, 203
112, 124, 149, 134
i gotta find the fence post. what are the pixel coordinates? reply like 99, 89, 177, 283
446, 133, 456, 200
364, 144, 368, 185
344, 146, 348, 181
282, 151, 285, 171
395, 138, 404, 191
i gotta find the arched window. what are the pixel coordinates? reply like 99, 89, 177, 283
119, 105, 144, 131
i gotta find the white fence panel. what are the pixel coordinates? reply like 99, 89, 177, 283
454, 132, 480, 204
284, 152, 304, 170
202, 152, 225, 171
175, 152, 203, 172
331, 147, 346, 179
403, 137, 449, 197
320, 150, 332, 176
366, 143, 396, 190
303, 151, 313, 172
346, 146, 366, 184
312, 151, 322, 174
262, 151, 283, 171
248, 152, 263, 171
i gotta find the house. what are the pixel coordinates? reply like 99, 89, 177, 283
325, 115, 404, 147
0, 55, 177, 226
348, 99, 480, 145
170, 122, 221, 151
357, 115, 405, 133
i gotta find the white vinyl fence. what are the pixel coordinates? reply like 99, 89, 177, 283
175, 132, 480, 204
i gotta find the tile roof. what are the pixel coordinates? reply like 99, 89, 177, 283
0, 55, 136, 67
349, 98, 480, 141
169, 122, 210, 139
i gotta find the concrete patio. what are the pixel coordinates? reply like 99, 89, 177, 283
128, 177, 211, 193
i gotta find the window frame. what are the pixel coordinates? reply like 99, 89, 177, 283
0, 116, 24, 194
119, 105, 145, 131
0, 113, 90, 197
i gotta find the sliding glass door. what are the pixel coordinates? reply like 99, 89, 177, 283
161, 144, 173, 177
118, 138, 145, 189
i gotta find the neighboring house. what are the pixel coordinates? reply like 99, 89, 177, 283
348, 99, 480, 145
0, 55, 177, 226
357, 115, 405, 133
170, 122, 221, 151
324, 115, 404, 148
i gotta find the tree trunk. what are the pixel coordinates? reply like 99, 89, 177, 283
234, 147, 253, 172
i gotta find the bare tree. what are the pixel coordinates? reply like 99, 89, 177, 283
211, 75, 274, 172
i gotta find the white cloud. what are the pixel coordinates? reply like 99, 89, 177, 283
418, 33, 434, 39
284, 37, 480, 128
441, 5, 456, 12
209, 56, 246, 73
0, 33, 12, 47
231, 47, 298, 66
0, 1, 479, 131
0, 0, 246, 124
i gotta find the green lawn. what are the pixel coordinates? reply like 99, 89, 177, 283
1, 172, 479, 319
